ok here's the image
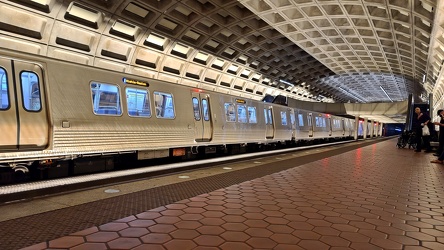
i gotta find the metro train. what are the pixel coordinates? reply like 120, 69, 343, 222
0, 48, 364, 180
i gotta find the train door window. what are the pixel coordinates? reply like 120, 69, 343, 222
154, 92, 175, 119
307, 113, 312, 127
333, 119, 340, 128
298, 114, 304, 126
202, 99, 210, 121
267, 109, 273, 124
237, 105, 247, 123
290, 112, 295, 127
0, 67, 9, 110
192, 97, 201, 121
280, 111, 287, 125
248, 106, 257, 123
126, 87, 151, 117
91, 82, 122, 115
264, 109, 268, 124
224, 103, 235, 122
316, 117, 325, 127
20, 71, 41, 111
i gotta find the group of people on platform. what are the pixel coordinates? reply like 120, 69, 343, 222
413, 107, 444, 163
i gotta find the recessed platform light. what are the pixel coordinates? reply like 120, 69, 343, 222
104, 189, 120, 193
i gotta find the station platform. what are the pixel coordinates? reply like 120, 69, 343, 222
2, 137, 444, 250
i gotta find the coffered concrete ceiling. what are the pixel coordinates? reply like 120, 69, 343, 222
240, 0, 439, 104
0, 0, 443, 106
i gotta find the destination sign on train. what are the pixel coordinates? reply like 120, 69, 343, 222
235, 99, 246, 104
123, 78, 149, 87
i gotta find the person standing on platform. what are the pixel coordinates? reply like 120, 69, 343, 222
413, 107, 432, 152
433, 109, 444, 156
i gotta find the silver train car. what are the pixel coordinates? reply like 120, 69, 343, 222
0, 49, 362, 178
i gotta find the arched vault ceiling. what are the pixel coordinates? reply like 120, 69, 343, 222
240, 0, 438, 103
0, 0, 443, 104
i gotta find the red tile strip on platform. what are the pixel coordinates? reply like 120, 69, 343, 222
5, 140, 381, 250
23, 139, 444, 249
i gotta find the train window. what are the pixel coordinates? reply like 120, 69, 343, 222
126, 88, 151, 117
237, 105, 247, 123
154, 92, 175, 119
224, 103, 236, 122
192, 97, 201, 121
315, 117, 326, 127
298, 114, 304, 126
248, 106, 257, 123
202, 99, 210, 121
264, 108, 273, 125
333, 119, 341, 128
290, 113, 295, 127
91, 82, 122, 116
264, 109, 273, 125
0, 68, 9, 110
264, 109, 268, 124
307, 114, 312, 127
20, 71, 41, 112
280, 111, 287, 125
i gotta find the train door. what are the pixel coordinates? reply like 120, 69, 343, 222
264, 106, 274, 139
307, 113, 313, 137
191, 92, 213, 142
358, 121, 364, 136
0, 58, 48, 151
289, 108, 296, 139
328, 116, 332, 136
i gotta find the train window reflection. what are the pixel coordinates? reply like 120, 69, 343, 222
0, 68, 9, 110
333, 119, 341, 128
224, 103, 235, 122
20, 71, 41, 112
264, 108, 273, 125
267, 109, 273, 125
290, 112, 295, 127
192, 97, 201, 121
248, 106, 257, 123
298, 114, 304, 127
307, 114, 312, 127
126, 88, 151, 117
202, 99, 210, 121
91, 82, 122, 115
280, 111, 287, 125
315, 117, 326, 127
154, 92, 175, 119
264, 109, 268, 124
237, 105, 247, 123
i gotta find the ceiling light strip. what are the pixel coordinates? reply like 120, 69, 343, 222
380, 86, 393, 102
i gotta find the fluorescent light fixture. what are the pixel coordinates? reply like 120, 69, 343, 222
380, 86, 393, 102
279, 79, 294, 87
339, 86, 366, 103
423, 74, 426, 82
